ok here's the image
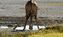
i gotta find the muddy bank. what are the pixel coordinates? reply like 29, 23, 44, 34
0, 17, 63, 26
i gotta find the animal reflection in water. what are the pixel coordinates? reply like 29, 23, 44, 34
13, 0, 39, 30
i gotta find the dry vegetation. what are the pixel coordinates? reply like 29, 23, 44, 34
0, 26, 63, 37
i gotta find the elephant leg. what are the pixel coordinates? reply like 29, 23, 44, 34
35, 15, 39, 29
23, 15, 30, 30
29, 16, 33, 30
